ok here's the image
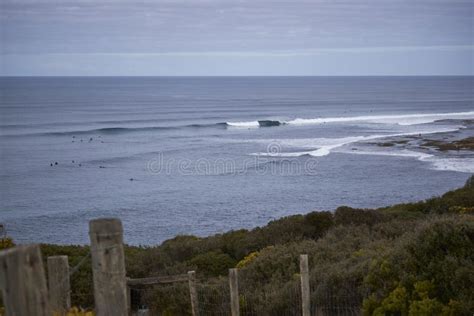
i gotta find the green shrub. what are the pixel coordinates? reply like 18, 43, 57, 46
363, 217, 474, 315
334, 206, 384, 226
187, 251, 236, 277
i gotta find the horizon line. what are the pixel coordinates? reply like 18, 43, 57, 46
2, 75, 473, 78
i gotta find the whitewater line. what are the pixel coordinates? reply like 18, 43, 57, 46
251, 126, 462, 158
226, 110, 474, 128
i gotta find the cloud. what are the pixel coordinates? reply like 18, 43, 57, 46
4, 45, 473, 57
1, 0, 473, 74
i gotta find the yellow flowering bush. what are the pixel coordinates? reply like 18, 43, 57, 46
0, 237, 15, 250
236, 251, 259, 268
448, 206, 474, 214
66, 307, 94, 316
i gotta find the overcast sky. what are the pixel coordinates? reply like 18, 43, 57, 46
1, 0, 473, 76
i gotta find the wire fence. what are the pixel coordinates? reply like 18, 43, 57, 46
1, 218, 367, 315
64, 250, 95, 310
117, 270, 364, 316
8, 244, 365, 315
63, 252, 364, 316
196, 280, 230, 316
238, 267, 303, 316
129, 287, 148, 311
240, 282, 302, 316
128, 281, 192, 315
310, 276, 363, 316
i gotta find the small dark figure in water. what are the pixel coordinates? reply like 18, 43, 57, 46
129, 178, 134, 181
89, 137, 93, 142
55, 162, 58, 165
72, 160, 75, 163
78, 163, 82, 167
50, 163, 53, 167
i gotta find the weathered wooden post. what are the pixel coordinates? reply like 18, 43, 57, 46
48, 255, 71, 314
300, 254, 311, 316
188, 270, 199, 316
0, 244, 51, 315
229, 268, 240, 316
89, 218, 128, 316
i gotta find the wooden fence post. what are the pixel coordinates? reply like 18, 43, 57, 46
188, 270, 199, 316
300, 254, 311, 316
229, 268, 240, 316
48, 255, 71, 314
0, 244, 51, 316
89, 218, 128, 316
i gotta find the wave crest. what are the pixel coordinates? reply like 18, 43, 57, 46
227, 111, 474, 129
225, 120, 282, 128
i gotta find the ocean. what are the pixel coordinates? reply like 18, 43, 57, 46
1, 76, 473, 245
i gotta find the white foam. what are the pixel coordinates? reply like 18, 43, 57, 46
251, 127, 460, 158
226, 121, 260, 128
339, 149, 474, 173
286, 111, 474, 126
339, 149, 434, 160
226, 111, 474, 129
429, 158, 474, 173
253, 136, 368, 157
254, 140, 474, 173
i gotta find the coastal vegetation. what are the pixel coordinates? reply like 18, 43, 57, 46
2, 176, 473, 315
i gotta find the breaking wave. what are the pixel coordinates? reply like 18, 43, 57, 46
2, 111, 473, 138
339, 150, 474, 174
225, 120, 282, 128
228, 111, 474, 128
250, 127, 461, 158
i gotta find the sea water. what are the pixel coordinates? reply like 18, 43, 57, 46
1, 76, 473, 244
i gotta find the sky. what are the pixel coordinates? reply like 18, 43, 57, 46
1, 0, 473, 76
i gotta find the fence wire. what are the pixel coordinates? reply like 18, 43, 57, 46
240, 281, 302, 316
237, 267, 302, 316
196, 280, 230, 316
310, 276, 363, 316
60, 249, 365, 315
129, 281, 191, 316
